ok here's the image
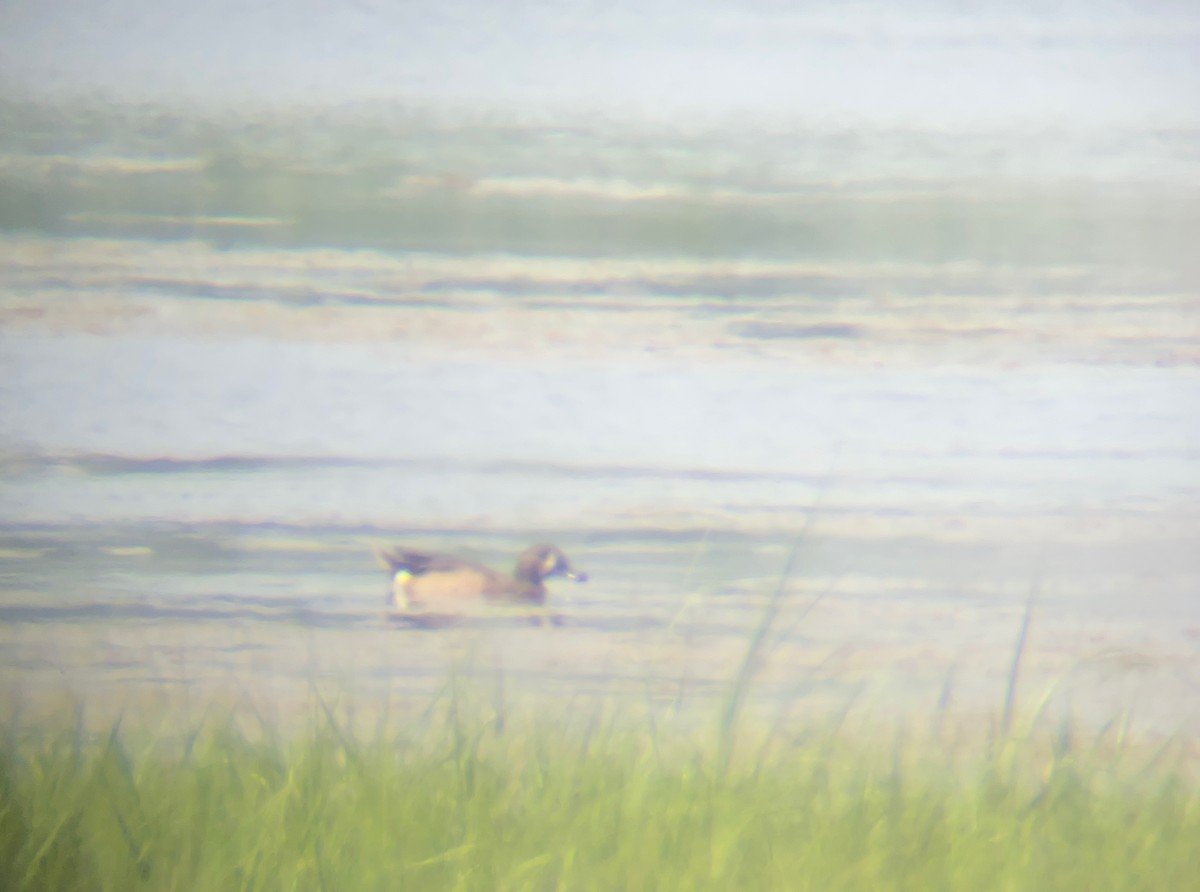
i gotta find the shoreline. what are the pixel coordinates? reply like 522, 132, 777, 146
2, 235, 1197, 368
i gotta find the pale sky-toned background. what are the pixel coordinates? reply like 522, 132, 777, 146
1, 0, 1197, 126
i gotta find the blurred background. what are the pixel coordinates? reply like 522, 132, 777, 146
0, 1, 1197, 734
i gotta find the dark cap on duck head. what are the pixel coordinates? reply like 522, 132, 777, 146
515, 543, 588, 584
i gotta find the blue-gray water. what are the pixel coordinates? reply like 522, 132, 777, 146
1, 234, 1197, 737
1, 0, 1199, 737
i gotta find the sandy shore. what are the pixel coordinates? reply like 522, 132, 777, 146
2, 235, 1197, 367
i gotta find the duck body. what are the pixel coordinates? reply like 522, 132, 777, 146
379, 543, 587, 612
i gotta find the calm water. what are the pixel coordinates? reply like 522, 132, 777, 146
1, 234, 1198, 737
1, 11, 1199, 735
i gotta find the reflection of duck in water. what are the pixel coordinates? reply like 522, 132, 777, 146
378, 544, 588, 612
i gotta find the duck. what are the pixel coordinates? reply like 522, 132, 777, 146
378, 543, 588, 612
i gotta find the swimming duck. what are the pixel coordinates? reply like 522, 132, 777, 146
378, 543, 588, 612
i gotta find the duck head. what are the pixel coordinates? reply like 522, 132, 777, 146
515, 544, 588, 585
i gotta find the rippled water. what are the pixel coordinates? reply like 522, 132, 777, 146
1, 84, 1199, 738
2, 234, 1198, 738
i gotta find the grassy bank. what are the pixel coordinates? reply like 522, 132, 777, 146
1, 692, 1196, 892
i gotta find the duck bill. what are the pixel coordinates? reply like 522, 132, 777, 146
565, 569, 588, 582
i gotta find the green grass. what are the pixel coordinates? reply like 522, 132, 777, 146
1, 691, 1196, 892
